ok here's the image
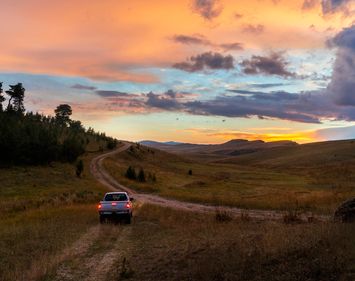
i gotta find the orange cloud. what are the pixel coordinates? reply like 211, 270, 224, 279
0, 0, 351, 82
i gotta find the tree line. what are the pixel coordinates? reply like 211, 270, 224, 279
0, 82, 118, 166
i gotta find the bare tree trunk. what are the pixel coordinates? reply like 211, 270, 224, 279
7, 97, 13, 110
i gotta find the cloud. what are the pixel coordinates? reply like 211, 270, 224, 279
91, 90, 146, 112
95, 90, 134, 98
71, 84, 97, 91
302, 0, 319, 10
243, 24, 265, 34
183, 91, 326, 123
146, 92, 182, 110
116, 87, 352, 124
89, 89, 197, 113
219, 42, 244, 51
326, 25, 355, 105
172, 34, 210, 45
173, 52, 234, 72
331, 24, 355, 48
193, 0, 223, 20
227, 89, 299, 101
172, 34, 243, 51
240, 52, 295, 77
248, 83, 289, 88
177, 26, 355, 123
321, 0, 351, 14
146, 89, 197, 110
14, 48, 160, 84
66, 25, 355, 126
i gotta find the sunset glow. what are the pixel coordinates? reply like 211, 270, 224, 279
1, 0, 355, 143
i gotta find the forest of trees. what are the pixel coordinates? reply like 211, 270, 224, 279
0, 82, 118, 166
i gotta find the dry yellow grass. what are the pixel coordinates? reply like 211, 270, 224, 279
103, 144, 355, 214
105, 204, 355, 281
1, 141, 355, 281
0, 147, 112, 281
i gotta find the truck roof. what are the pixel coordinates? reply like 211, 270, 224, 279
105, 191, 128, 195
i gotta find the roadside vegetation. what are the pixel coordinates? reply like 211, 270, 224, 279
104, 143, 355, 214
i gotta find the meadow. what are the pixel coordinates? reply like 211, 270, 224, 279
0, 140, 114, 281
103, 143, 355, 214
105, 204, 355, 281
36, 203, 355, 281
1, 140, 354, 281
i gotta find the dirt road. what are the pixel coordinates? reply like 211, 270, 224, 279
50, 223, 135, 281
91, 143, 330, 222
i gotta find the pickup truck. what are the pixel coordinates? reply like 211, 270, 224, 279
98, 192, 133, 224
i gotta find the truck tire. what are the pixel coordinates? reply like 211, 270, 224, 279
126, 215, 131, 224
99, 215, 105, 224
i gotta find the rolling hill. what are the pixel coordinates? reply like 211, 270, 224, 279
216, 139, 355, 168
139, 139, 298, 158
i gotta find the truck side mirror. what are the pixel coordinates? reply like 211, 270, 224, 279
130, 197, 134, 201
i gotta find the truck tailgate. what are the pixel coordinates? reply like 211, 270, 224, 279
100, 202, 129, 213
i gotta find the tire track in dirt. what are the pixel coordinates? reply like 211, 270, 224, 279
51, 225, 102, 281
91, 143, 331, 222
51, 218, 138, 281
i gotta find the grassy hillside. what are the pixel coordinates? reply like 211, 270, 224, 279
217, 139, 355, 168
103, 143, 355, 213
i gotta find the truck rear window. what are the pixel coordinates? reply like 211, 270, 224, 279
104, 193, 128, 201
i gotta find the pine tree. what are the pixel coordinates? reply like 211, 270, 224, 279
125, 166, 136, 180
76, 159, 84, 178
138, 168, 146, 182
0, 82, 5, 112
55, 104, 72, 126
6, 83, 25, 114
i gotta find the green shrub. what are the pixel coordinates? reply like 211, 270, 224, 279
125, 166, 136, 180
138, 169, 146, 182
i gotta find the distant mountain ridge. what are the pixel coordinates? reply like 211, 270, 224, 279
140, 140, 184, 146
139, 139, 298, 156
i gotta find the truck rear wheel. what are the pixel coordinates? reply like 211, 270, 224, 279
126, 215, 131, 224
99, 215, 105, 224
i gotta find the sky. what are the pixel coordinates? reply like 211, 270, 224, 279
1, 0, 355, 144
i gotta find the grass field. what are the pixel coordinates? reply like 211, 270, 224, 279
1, 140, 355, 281
0, 140, 117, 281
0, 205, 98, 281
218, 139, 355, 168
103, 143, 355, 214
36, 203, 355, 281
108, 204, 355, 281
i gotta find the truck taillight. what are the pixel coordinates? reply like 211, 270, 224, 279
126, 202, 131, 209
98, 204, 102, 209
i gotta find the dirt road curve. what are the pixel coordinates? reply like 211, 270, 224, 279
91, 143, 330, 222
